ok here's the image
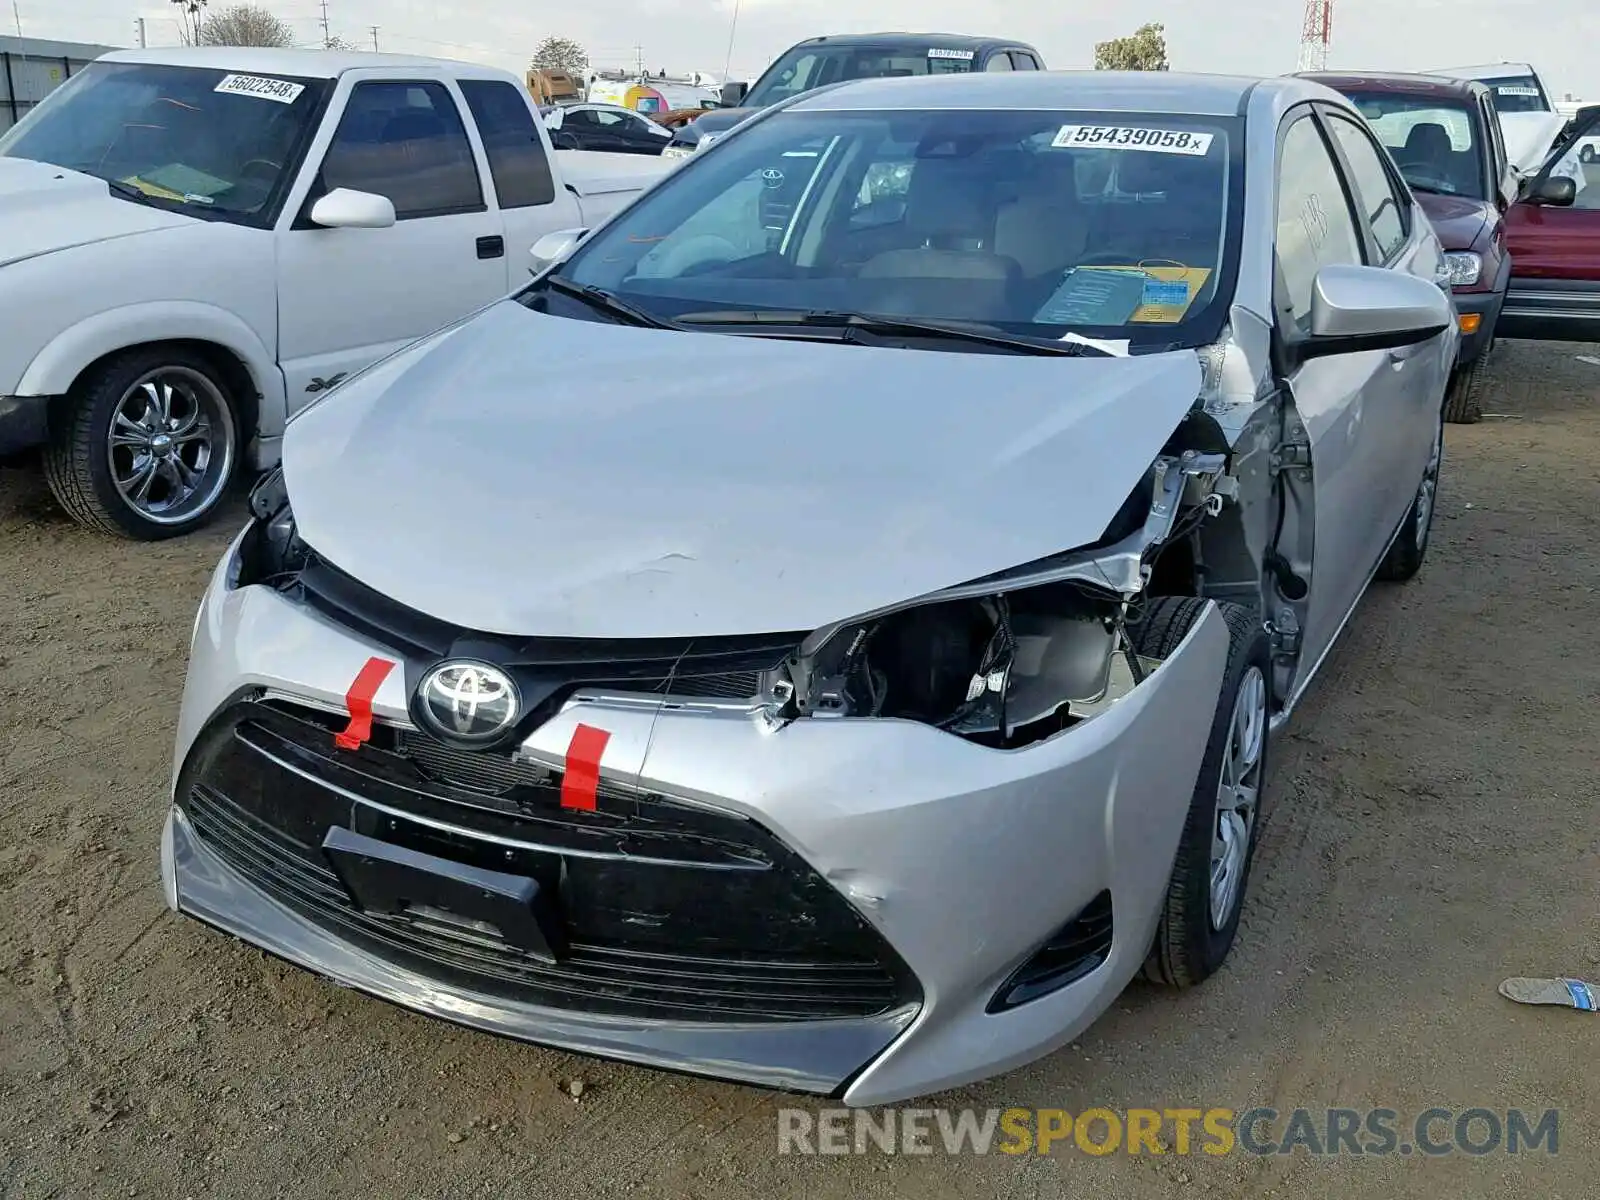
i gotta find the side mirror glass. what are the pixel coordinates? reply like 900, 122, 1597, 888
1529, 174, 1578, 206
529, 227, 588, 276
308, 188, 396, 230
720, 80, 748, 107
1301, 263, 1451, 360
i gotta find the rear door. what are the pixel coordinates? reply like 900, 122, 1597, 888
1501, 105, 1600, 340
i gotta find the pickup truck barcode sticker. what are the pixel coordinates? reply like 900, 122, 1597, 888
928, 48, 977, 59
214, 73, 305, 104
1052, 125, 1214, 155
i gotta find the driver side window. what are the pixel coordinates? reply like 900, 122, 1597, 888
1275, 114, 1364, 334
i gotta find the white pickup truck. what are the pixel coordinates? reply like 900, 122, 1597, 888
0, 47, 666, 538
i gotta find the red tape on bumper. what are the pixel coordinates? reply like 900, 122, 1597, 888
334, 656, 397, 750
560, 723, 611, 811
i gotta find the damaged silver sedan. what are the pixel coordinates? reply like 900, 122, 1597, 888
163, 71, 1456, 1105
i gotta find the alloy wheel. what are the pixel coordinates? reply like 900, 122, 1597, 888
106, 366, 236, 525
1210, 664, 1266, 929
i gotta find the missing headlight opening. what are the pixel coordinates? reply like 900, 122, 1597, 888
775, 584, 1147, 749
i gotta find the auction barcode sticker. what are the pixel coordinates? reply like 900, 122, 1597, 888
928, 47, 977, 59
1051, 125, 1214, 155
1494, 85, 1540, 96
214, 73, 305, 104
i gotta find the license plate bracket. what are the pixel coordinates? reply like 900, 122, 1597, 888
322, 825, 561, 961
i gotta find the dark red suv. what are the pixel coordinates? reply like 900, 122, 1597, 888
1305, 72, 1600, 421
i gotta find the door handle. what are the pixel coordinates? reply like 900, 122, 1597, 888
476, 235, 505, 260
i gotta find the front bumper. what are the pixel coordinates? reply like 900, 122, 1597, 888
1451, 287, 1504, 366
0, 394, 49, 457
164, 545, 1228, 1105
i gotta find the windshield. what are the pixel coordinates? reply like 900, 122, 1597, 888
745, 44, 981, 109
1480, 75, 1549, 114
1342, 92, 1485, 199
0, 61, 326, 221
546, 107, 1240, 349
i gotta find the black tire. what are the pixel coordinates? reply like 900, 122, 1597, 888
1583, 146, 1596, 165
42, 348, 241, 540
1442, 347, 1491, 424
1376, 409, 1443, 583
1131, 596, 1271, 988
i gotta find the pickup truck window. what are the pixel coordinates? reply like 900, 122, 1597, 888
459, 79, 555, 208
0, 61, 326, 226
1344, 92, 1485, 200
318, 80, 484, 219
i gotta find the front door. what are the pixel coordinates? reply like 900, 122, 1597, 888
274, 76, 508, 409
1501, 105, 1600, 341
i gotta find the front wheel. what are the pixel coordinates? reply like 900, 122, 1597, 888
1442, 341, 1493, 424
1132, 597, 1271, 988
1582, 146, 1596, 165
43, 348, 241, 540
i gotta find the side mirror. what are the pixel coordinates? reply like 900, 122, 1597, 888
1528, 174, 1577, 206
720, 80, 748, 106
1300, 263, 1451, 361
529, 227, 588, 276
308, 188, 396, 230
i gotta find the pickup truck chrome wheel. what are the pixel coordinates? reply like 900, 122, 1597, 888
43, 348, 242, 540
1211, 664, 1265, 930
107, 367, 235, 525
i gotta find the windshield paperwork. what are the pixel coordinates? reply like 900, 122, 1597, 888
0, 61, 325, 218
745, 45, 983, 109
1345, 93, 1485, 199
545, 108, 1238, 349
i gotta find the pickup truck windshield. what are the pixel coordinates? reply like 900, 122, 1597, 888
0, 61, 326, 219
551, 107, 1240, 349
1480, 75, 1550, 114
1344, 93, 1485, 199
745, 44, 981, 108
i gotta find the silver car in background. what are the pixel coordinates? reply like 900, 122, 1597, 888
163, 71, 1454, 1105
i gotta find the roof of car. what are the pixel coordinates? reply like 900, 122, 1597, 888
98, 46, 511, 80
793, 70, 1327, 117
783, 32, 1037, 51
1433, 62, 1539, 81
1300, 71, 1485, 100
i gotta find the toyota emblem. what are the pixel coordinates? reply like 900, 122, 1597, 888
760, 168, 785, 189
416, 661, 520, 744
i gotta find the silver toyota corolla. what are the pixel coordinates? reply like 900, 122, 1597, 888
163, 71, 1456, 1105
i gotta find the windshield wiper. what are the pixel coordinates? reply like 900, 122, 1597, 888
674, 309, 1111, 356
543, 275, 683, 330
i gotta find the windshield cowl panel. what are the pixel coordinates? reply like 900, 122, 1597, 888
0, 61, 328, 228
545, 107, 1244, 353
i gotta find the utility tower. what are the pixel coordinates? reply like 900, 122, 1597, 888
1297, 0, 1332, 72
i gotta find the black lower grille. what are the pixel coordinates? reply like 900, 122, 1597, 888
987, 890, 1114, 1012
178, 700, 919, 1023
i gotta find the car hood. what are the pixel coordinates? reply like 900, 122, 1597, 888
1414, 192, 1492, 250
284, 303, 1203, 639
0, 157, 196, 268
1497, 111, 1568, 172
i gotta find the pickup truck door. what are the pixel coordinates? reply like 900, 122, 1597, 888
274, 74, 508, 408
455, 78, 584, 289
1501, 105, 1600, 341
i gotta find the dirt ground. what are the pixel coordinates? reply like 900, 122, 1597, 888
3, 340, 1599, 1199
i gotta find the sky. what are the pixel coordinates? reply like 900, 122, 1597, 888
27, 0, 1600, 100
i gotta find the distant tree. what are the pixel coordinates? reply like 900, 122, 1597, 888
1094, 22, 1169, 71
197, 3, 295, 47
531, 36, 590, 77
323, 34, 359, 50
171, 0, 208, 45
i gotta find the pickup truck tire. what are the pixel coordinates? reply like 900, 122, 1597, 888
1132, 597, 1271, 989
1443, 344, 1492, 424
43, 349, 241, 540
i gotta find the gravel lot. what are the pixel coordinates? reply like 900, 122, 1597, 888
3, 340, 1599, 1198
